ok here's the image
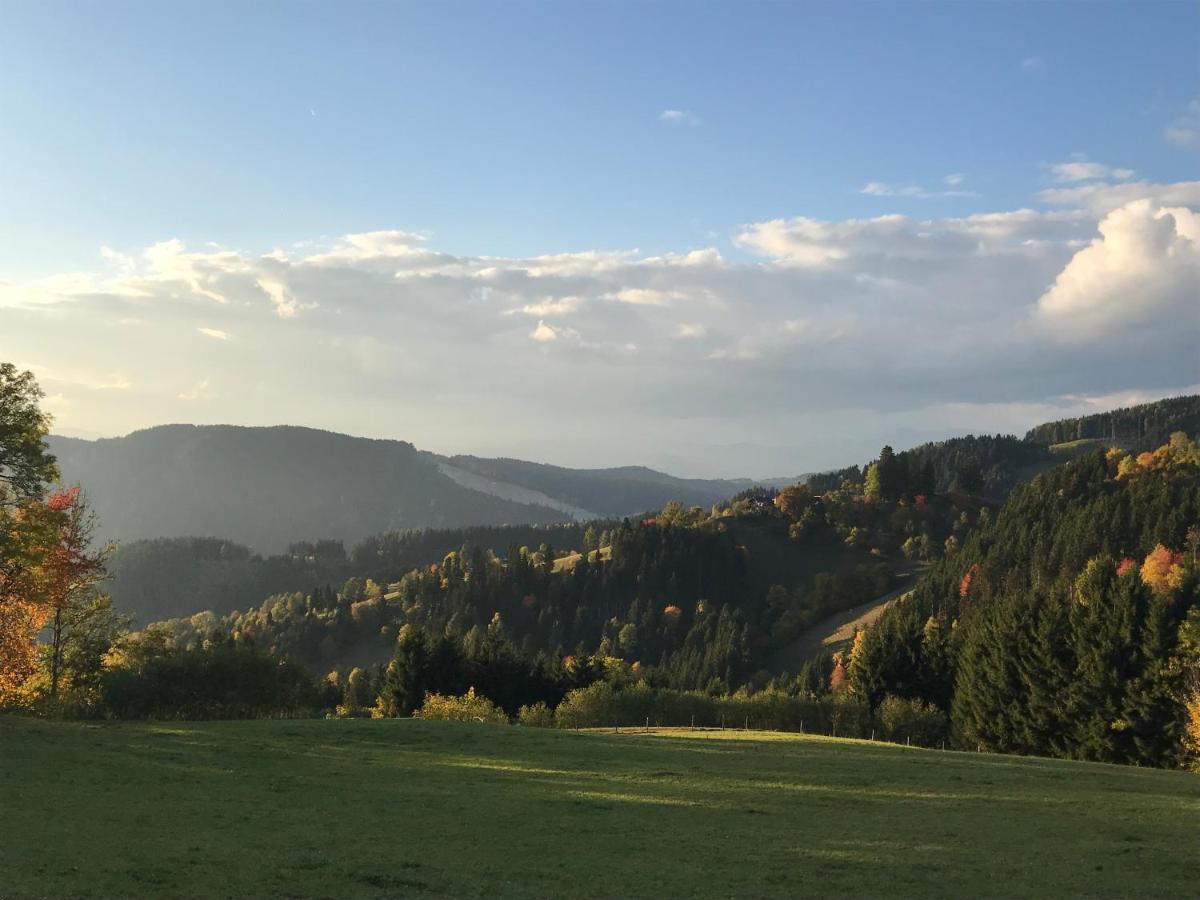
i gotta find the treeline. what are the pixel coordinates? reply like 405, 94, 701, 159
844, 435, 1200, 767
1025, 394, 1200, 450
106, 522, 599, 623
805, 434, 1050, 499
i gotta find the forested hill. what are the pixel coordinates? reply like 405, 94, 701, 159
106, 522, 596, 624
47, 425, 745, 553
1025, 394, 1200, 451
851, 434, 1200, 767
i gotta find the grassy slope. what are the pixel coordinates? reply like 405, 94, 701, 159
4, 719, 1198, 899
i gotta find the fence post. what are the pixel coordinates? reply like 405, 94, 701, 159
744, 716, 749, 731
690, 714, 694, 731
870, 729, 875, 741
646, 717, 650, 733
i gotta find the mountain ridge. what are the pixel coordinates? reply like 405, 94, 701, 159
46, 424, 747, 553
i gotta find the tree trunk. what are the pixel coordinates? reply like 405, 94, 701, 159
50, 606, 63, 700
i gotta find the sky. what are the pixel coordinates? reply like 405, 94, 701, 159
1, 0, 1198, 477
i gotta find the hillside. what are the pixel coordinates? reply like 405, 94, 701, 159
4, 718, 1197, 899
46, 426, 741, 553
1026, 394, 1200, 451
105, 522, 597, 624
147, 479, 989, 688
852, 434, 1200, 767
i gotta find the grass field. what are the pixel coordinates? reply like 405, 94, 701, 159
3, 718, 1198, 899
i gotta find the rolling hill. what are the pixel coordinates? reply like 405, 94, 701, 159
47, 425, 745, 553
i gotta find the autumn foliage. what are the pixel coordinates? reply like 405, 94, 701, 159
959, 564, 981, 599
829, 658, 848, 693
0, 486, 108, 701
1140, 544, 1185, 596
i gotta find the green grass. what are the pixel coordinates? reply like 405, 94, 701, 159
3, 718, 1198, 899
1049, 438, 1130, 457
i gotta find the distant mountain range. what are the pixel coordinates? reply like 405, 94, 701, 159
47, 395, 1200, 556
47, 425, 751, 553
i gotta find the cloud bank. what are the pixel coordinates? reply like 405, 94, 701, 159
2, 174, 1197, 476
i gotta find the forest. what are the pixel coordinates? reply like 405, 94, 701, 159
2, 361, 1198, 770
1024, 394, 1200, 450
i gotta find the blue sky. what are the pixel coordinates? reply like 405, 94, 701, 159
2, 1, 1196, 274
1, 2, 1198, 476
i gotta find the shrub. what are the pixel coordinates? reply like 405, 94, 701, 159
415, 687, 507, 724
554, 681, 618, 729
517, 701, 554, 727
877, 695, 949, 747
551, 681, 871, 737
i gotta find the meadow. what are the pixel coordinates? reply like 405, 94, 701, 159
2, 717, 1197, 899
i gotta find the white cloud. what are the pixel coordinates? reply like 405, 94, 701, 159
1037, 178, 1200, 214
660, 109, 702, 126
1020, 57, 1044, 73
100, 246, 136, 273
515, 296, 582, 317
256, 279, 304, 318
10, 175, 1198, 476
1165, 99, 1200, 150
859, 181, 978, 200
612, 288, 680, 306
197, 327, 231, 340
1049, 158, 1135, 183
1035, 199, 1200, 341
304, 230, 430, 265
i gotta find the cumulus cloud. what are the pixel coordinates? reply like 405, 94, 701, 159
1035, 200, 1200, 341
1165, 99, 1200, 150
5, 174, 1197, 476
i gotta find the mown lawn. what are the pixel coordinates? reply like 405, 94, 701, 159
2, 717, 1197, 898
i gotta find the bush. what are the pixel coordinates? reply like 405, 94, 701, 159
878, 695, 949, 747
554, 681, 619, 729
517, 701, 554, 727
551, 681, 871, 737
415, 687, 508, 724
